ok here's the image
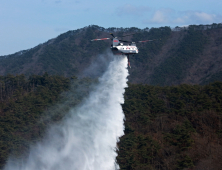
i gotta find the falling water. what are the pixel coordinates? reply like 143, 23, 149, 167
4, 55, 128, 170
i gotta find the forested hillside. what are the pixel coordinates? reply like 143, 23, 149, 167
0, 74, 222, 170
0, 74, 95, 169
1, 23, 222, 86
118, 82, 222, 169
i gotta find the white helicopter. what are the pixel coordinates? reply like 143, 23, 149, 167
91, 33, 158, 68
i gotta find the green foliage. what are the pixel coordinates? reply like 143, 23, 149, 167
177, 155, 194, 169
117, 82, 222, 169
117, 134, 160, 170
164, 120, 195, 151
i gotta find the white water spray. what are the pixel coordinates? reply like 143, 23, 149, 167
4, 55, 128, 170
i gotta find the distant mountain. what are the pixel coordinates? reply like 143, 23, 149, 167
1, 23, 222, 85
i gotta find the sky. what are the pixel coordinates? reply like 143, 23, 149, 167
1, 0, 222, 56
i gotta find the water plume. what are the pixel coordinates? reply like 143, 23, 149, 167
4, 54, 128, 170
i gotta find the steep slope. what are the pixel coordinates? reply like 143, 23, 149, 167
1, 24, 222, 85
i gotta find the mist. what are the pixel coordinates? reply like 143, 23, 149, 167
4, 54, 128, 170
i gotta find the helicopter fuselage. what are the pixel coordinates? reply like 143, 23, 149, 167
91, 33, 156, 67
111, 44, 138, 56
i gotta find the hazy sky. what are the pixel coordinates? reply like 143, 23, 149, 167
1, 0, 222, 56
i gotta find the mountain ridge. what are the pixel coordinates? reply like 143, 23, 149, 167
1, 23, 222, 86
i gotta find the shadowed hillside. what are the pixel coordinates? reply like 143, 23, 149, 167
1, 23, 222, 85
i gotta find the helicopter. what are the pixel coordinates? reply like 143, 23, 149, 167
91, 33, 158, 68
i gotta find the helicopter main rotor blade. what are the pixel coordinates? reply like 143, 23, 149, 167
91, 38, 110, 41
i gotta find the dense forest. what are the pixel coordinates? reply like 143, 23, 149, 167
0, 74, 222, 169
1, 23, 222, 85
118, 82, 222, 169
